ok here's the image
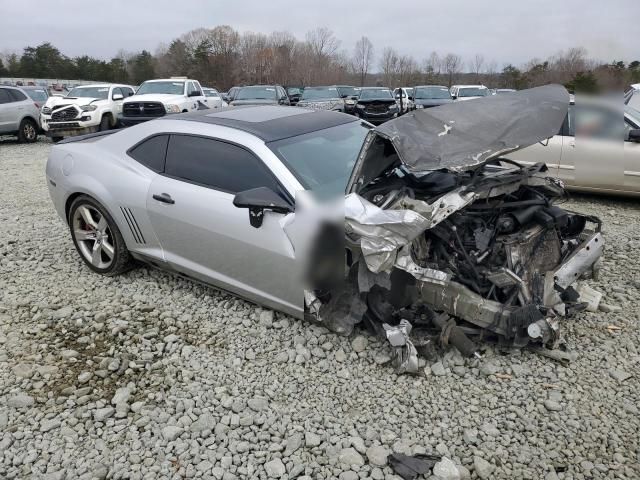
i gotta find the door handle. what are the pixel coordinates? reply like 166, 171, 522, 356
569, 141, 576, 148
153, 193, 175, 204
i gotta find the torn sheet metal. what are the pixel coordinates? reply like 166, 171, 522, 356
372, 84, 569, 172
345, 193, 429, 273
394, 246, 450, 285
382, 320, 419, 373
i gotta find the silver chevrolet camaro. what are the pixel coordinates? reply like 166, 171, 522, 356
46, 87, 605, 358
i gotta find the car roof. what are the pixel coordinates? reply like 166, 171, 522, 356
414, 85, 448, 88
453, 85, 487, 88
168, 105, 358, 142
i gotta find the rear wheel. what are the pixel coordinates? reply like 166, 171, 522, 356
18, 118, 38, 143
68, 195, 133, 276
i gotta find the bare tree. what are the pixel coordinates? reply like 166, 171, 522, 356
423, 51, 442, 84
305, 27, 340, 61
352, 36, 374, 86
470, 53, 485, 82
379, 47, 399, 87
443, 53, 462, 87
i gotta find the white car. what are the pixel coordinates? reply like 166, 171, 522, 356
503, 100, 640, 197
392, 87, 415, 113
119, 78, 208, 127
41, 84, 135, 140
450, 85, 491, 101
202, 88, 227, 109
625, 84, 640, 111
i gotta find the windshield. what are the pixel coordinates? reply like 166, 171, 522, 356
66, 87, 109, 99
625, 104, 640, 122
235, 86, 277, 100
287, 87, 302, 96
136, 81, 184, 96
359, 89, 393, 100
337, 86, 358, 98
204, 89, 220, 98
269, 121, 369, 196
301, 87, 340, 101
25, 89, 48, 101
458, 87, 488, 97
414, 86, 451, 100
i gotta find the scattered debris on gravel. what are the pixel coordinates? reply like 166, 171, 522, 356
1, 138, 639, 479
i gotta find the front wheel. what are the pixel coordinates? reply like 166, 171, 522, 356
99, 115, 111, 131
68, 195, 134, 276
18, 118, 38, 143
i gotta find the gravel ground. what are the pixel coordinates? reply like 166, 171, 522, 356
1, 137, 639, 480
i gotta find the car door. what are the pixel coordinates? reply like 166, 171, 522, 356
559, 104, 625, 191
145, 133, 300, 314
502, 115, 564, 177
192, 81, 208, 109
623, 114, 640, 193
0, 88, 13, 132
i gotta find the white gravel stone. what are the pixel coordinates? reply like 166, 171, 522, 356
433, 456, 461, 480
473, 456, 494, 479
338, 447, 364, 467
7, 394, 34, 408
351, 335, 368, 353
264, 458, 286, 478
162, 425, 183, 441
366, 445, 390, 466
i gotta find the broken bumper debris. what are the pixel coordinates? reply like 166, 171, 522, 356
304, 85, 605, 372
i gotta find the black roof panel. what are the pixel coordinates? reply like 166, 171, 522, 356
164, 105, 358, 142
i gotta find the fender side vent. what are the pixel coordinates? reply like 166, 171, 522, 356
120, 207, 146, 244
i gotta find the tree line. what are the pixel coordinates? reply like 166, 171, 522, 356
1, 25, 638, 93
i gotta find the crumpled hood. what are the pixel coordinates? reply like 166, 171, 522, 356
297, 99, 344, 110
125, 93, 185, 104
44, 96, 104, 108
369, 84, 569, 173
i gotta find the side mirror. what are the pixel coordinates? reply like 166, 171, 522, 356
451, 94, 457, 100
629, 129, 640, 143
188, 90, 201, 97
112, 93, 124, 100
233, 187, 293, 228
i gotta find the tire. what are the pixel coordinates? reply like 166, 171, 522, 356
99, 115, 111, 132
17, 118, 38, 143
68, 195, 134, 276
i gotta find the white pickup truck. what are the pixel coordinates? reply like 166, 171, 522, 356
119, 77, 208, 126
41, 84, 135, 140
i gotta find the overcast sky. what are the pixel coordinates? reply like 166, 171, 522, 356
0, 0, 634, 67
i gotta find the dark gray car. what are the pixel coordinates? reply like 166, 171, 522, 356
0, 86, 41, 142
229, 85, 290, 106
412, 85, 453, 109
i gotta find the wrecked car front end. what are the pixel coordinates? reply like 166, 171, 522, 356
305, 84, 605, 372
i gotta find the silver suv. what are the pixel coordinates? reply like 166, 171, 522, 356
0, 86, 41, 142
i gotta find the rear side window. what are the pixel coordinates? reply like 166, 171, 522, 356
0, 89, 11, 104
165, 134, 285, 195
128, 135, 169, 172
8, 89, 27, 102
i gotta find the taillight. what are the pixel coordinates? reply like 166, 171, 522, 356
34, 102, 41, 109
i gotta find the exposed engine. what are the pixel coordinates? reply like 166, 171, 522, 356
306, 160, 604, 373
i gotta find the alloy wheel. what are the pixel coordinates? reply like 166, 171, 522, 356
72, 205, 115, 269
23, 122, 36, 140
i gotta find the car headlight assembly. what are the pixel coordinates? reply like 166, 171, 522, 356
388, 104, 398, 110
165, 104, 181, 114
80, 104, 97, 112
356, 104, 365, 109
415, 104, 424, 109
345, 99, 355, 105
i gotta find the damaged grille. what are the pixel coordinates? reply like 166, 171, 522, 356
51, 106, 79, 122
123, 102, 165, 117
